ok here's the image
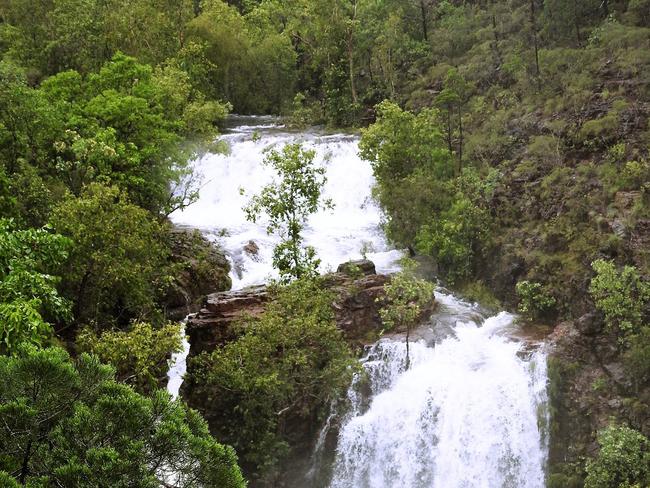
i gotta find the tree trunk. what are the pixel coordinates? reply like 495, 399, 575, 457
19, 439, 32, 485
458, 104, 463, 174
573, 0, 582, 45
346, 1, 359, 105
420, 0, 429, 42
530, 0, 541, 88
491, 14, 503, 69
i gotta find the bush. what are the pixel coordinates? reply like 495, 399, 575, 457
77, 321, 183, 393
585, 425, 650, 488
416, 195, 491, 283
187, 278, 355, 481
515, 280, 557, 321
589, 259, 650, 339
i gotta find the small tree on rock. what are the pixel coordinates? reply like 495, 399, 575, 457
244, 143, 332, 283
379, 260, 434, 370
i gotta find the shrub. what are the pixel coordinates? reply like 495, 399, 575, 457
589, 259, 650, 339
77, 321, 183, 393
515, 280, 557, 321
584, 425, 650, 488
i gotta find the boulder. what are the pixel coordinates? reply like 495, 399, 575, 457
336, 259, 376, 276
243, 240, 260, 259
163, 226, 232, 320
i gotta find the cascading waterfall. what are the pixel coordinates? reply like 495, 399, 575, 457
166, 117, 401, 396
166, 117, 550, 487
329, 293, 549, 488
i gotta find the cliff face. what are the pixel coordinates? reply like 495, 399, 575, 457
163, 226, 232, 320
545, 312, 650, 486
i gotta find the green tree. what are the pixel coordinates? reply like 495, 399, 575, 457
244, 143, 331, 282
39, 53, 227, 214
187, 278, 354, 481
77, 321, 183, 393
379, 261, 434, 369
50, 184, 171, 328
584, 425, 650, 488
589, 259, 650, 340
359, 100, 452, 245
0, 220, 70, 353
0, 345, 245, 487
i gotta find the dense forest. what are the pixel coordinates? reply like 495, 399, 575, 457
0, 0, 649, 486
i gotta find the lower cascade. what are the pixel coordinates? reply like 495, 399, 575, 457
329, 292, 549, 488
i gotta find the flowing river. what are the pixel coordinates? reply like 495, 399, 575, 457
166, 117, 549, 487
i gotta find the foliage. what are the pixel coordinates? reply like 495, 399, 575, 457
379, 264, 434, 333
50, 183, 171, 328
623, 326, 650, 389
515, 280, 557, 321
187, 278, 355, 481
359, 100, 453, 246
415, 193, 491, 283
244, 143, 331, 282
379, 261, 434, 368
77, 321, 183, 393
0, 220, 71, 353
589, 259, 650, 339
584, 425, 650, 488
0, 346, 245, 487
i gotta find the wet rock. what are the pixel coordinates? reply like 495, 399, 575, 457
187, 285, 269, 357
575, 312, 604, 337
243, 240, 260, 259
185, 264, 409, 357
337, 259, 376, 276
163, 226, 232, 320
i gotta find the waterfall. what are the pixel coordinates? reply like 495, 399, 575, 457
329, 292, 549, 488
165, 117, 550, 487
166, 116, 401, 398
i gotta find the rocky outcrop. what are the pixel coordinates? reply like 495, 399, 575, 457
163, 226, 232, 320
546, 313, 650, 487
185, 259, 398, 358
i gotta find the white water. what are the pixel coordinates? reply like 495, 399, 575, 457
166, 117, 402, 397
330, 292, 549, 488
169, 117, 402, 289
166, 117, 549, 486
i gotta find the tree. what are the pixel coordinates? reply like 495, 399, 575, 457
359, 100, 452, 245
378, 260, 434, 369
50, 184, 171, 328
584, 425, 650, 488
0, 220, 71, 354
77, 321, 183, 393
0, 346, 245, 487
39, 53, 226, 215
187, 278, 354, 482
244, 143, 331, 282
435, 68, 470, 173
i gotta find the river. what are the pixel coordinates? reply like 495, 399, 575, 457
166, 116, 549, 488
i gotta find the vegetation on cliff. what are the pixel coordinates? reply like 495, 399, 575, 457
186, 278, 355, 483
